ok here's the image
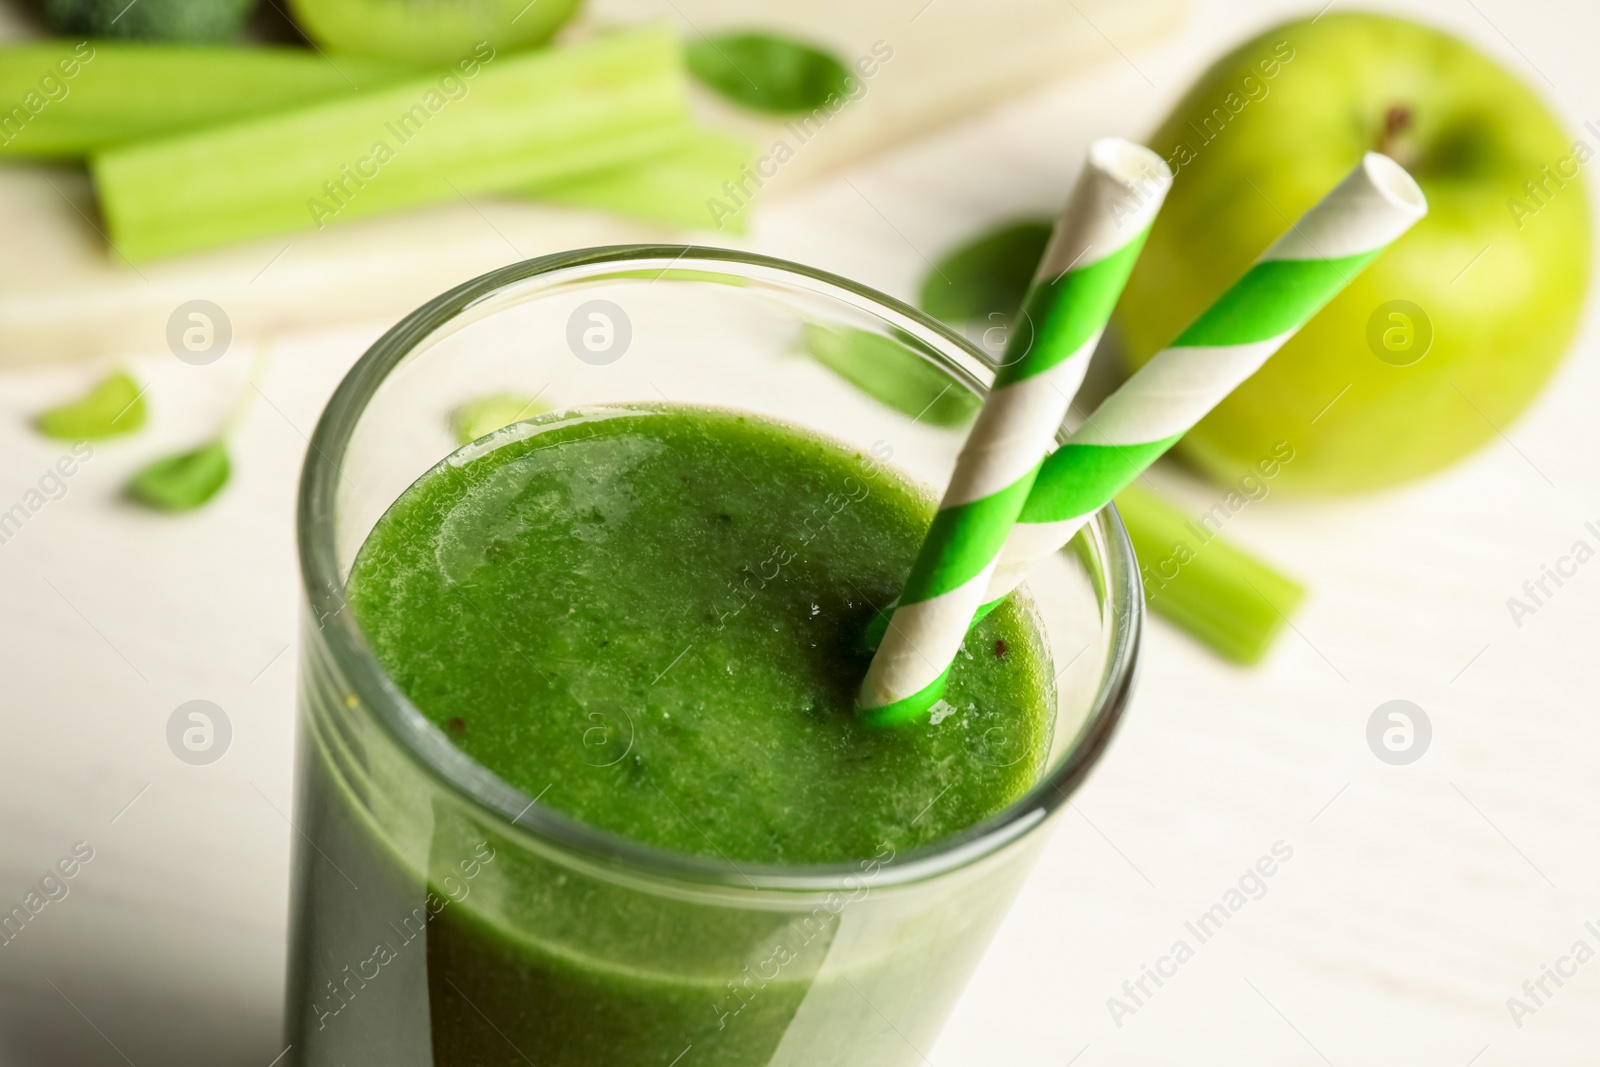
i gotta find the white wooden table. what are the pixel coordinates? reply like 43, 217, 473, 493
1, 0, 1597, 1063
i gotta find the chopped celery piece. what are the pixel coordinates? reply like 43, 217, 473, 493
449, 392, 549, 444
91, 30, 691, 260
0, 43, 417, 158
1114, 483, 1306, 665
529, 127, 754, 233
802, 323, 979, 428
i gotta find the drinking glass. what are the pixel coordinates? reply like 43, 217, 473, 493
289, 246, 1141, 1066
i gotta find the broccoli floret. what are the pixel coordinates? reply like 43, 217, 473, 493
39, 0, 259, 41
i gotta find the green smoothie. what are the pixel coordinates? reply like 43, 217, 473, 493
297, 404, 1057, 1065
349, 404, 1055, 865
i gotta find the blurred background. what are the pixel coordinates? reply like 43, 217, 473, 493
1, 0, 1596, 1063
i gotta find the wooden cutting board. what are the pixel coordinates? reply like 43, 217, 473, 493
0, 0, 1182, 366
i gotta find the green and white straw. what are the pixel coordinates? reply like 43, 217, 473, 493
982, 152, 1428, 609
858, 138, 1172, 725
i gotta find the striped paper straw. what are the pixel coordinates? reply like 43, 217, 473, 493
858, 138, 1172, 725
983, 152, 1427, 608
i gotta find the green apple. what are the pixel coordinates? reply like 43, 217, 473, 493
1115, 13, 1590, 493
289, 0, 584, 64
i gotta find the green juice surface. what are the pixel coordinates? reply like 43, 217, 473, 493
348, 405, 1055, 866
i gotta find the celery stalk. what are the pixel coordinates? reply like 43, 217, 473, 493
527, 126, 754, 233
1114, 483, 1306, 665
91, 29, 691, 261
0, 42, 417, 159
3, 40, 750, 234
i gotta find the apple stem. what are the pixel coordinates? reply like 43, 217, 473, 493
1377, 105, 1416, 166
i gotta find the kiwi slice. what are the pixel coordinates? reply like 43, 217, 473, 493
288, 0, 584, 63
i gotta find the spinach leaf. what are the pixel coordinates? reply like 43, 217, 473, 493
686, 32, 854, 115
802, 324, 978, 428
36, 370, 147, 441
128, 439, 230, 511
919, 219, 1051, 326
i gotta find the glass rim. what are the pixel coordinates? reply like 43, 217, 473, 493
296, 244, 1142, 894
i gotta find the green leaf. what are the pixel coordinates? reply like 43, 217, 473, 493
36, 370, 147, 441
449, 393, 550, 444
919, 219, 1052, 325
128, 439, 231, 511
686, 32, 854, 115
802, 324, 978, 429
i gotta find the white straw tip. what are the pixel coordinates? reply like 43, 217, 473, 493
1035, 137, 1173, 278
1088, 137, 1173, 196
1361, 151, 1428, 219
